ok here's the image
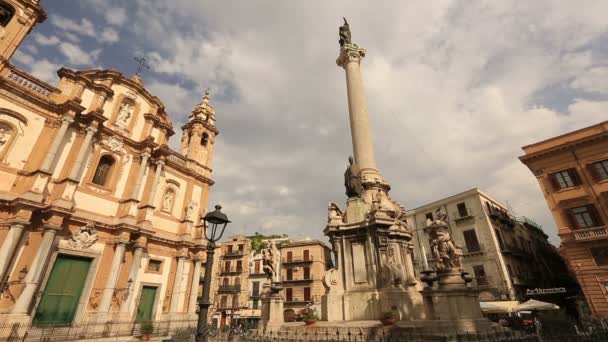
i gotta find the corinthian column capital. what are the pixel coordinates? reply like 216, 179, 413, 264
336, 44, 366, 68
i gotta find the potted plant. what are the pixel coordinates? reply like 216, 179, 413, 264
301, 308, 319, 326
381, 311, 397, 326
140, 321, 154, 341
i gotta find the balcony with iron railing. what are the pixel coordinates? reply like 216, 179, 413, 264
249, 271, 267, 277
250, 292, 261, 298
282, 257, 313, 264
218, 285, 241, 293
284, 297, 314, 305
223, 250, 245, 258
500, 245, 531, 258
217, 302, 240, 310
219, 266, 243, 275
471, 276, 492, 288
453, 209, 474, 224
572, 226, 608, 242
462, 244, 485, 257
282, 276, 313, 283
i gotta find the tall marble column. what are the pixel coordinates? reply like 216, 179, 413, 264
69, 125, 98, 180
40, 116, 74, 172
0, 223, 26, 282
12, 227, 58, 314
97, 240, 127, 316
130, 152, 151, 200
188, 259, 202, 314
336, 43, 379, 178
120, 245, 144, 315
169, 256, 186, 313
146, 160, 164, 207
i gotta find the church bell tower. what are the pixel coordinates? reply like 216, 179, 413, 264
0, 0, 46, 64
179, 91, 218, 168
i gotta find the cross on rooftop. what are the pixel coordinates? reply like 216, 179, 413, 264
133, 56, 150, 77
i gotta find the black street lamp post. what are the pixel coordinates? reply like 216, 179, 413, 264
196, 205, 230, 342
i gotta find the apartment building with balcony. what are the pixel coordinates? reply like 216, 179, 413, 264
520, 120, 608, 318
280, 240, 332, 322
210, 236, 250, 328
407, 189, 575, 306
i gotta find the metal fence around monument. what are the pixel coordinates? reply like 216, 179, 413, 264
1, 320, 607, 342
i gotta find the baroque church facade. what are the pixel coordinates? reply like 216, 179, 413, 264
0, 0, 218, 325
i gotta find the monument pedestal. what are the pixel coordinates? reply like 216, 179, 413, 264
261, 283, 284, 330
419, 270, 496, 334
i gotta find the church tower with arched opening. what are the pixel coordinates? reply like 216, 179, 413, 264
0, 0, 46, 66
179, 91, 218, 168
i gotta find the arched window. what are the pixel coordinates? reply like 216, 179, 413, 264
0, 121, 14, 156
201, 132, 209, 146
161, 188, 176, 213
92, 155, 115, 186
0, 2, 15, 27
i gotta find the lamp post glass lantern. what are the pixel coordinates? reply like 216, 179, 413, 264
196, 205, 230, 342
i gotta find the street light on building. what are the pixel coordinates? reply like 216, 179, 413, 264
196, 205, 230, 342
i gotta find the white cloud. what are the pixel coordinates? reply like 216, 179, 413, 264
100, 28, 120, 44
33, 33, 60, 46
58, 42, 99, 65
105, 7, 127, 26
570, 67, 608, 93
13, 50, 60, 83
47, 0, 608, 244
50, 15, 95, 37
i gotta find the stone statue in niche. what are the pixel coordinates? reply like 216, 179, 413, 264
69, 222, 98, 250
186, 201, 198, 221
161, 190, 175, 212
427, 209, 462, 271
344, 156, 362, 198
116, 101, 134, 128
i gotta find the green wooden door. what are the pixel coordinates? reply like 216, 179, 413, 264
136, 286, 157, 322
33, 255, 91, 325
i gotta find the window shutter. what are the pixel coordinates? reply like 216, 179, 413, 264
548, 173, 560, 191
565, 208, 579, 230
569, 168, 581, 186
587, 204, 603, 226
587, 163, 599, 182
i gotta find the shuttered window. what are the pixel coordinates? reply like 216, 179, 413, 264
552, 169, 579, 189
570, 205, 602, 229
593, 160, 608, 181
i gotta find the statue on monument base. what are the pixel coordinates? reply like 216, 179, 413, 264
427, 209, 463, 272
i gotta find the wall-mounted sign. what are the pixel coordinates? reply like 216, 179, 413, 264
526, 287, 567, 295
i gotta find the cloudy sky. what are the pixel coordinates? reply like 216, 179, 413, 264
13, 1, 608, 244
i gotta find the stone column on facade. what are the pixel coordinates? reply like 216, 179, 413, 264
188, 258, 202, 314
336, 44, 379, 179
0, 223, 26, 282
146, 160, 164, 207
12, 227, 58, 314
69, 125, 98, 180
119, 244, 144, 315
130, 152, 151, 200
169, 256, 186, 314
97, 240, 127, 318
40, 116, 74, 172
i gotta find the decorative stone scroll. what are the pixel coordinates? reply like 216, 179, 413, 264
68, 222, 98, 250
